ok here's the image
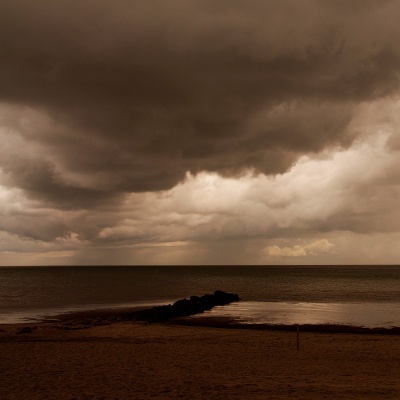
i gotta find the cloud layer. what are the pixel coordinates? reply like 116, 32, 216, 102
1, 1, 400, 206
1, 1, 400, 264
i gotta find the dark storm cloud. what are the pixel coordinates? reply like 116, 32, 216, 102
1, 0, 400, 208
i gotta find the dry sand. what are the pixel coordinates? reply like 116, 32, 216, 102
1, 319, 400, 399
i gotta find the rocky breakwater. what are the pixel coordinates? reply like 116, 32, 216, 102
127, 290, 240, 323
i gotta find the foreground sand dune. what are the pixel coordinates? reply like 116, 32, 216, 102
1, 321, 400, 399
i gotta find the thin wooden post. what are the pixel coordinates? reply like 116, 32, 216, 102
296, 324, 300, 350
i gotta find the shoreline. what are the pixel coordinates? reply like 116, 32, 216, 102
172, 316, 400, 335
2, 306, 400, 336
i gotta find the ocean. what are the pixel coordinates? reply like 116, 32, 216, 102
1, 265, 400, 327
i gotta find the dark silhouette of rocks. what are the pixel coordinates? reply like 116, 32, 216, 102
127, 290, 240, 323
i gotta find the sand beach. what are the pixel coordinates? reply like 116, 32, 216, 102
2, 315, 400, 400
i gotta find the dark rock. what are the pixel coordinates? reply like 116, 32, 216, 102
127, 290, 240, 323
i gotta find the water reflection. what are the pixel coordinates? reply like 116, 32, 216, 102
193, 301, 400, 328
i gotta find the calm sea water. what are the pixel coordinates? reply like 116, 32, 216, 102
1, 265, 400, 326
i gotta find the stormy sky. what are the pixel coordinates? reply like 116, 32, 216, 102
1, 0, 400, 265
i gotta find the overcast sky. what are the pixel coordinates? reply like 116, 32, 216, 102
1, 0, 400, 265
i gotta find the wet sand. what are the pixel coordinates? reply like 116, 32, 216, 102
2, 315, 400, 400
